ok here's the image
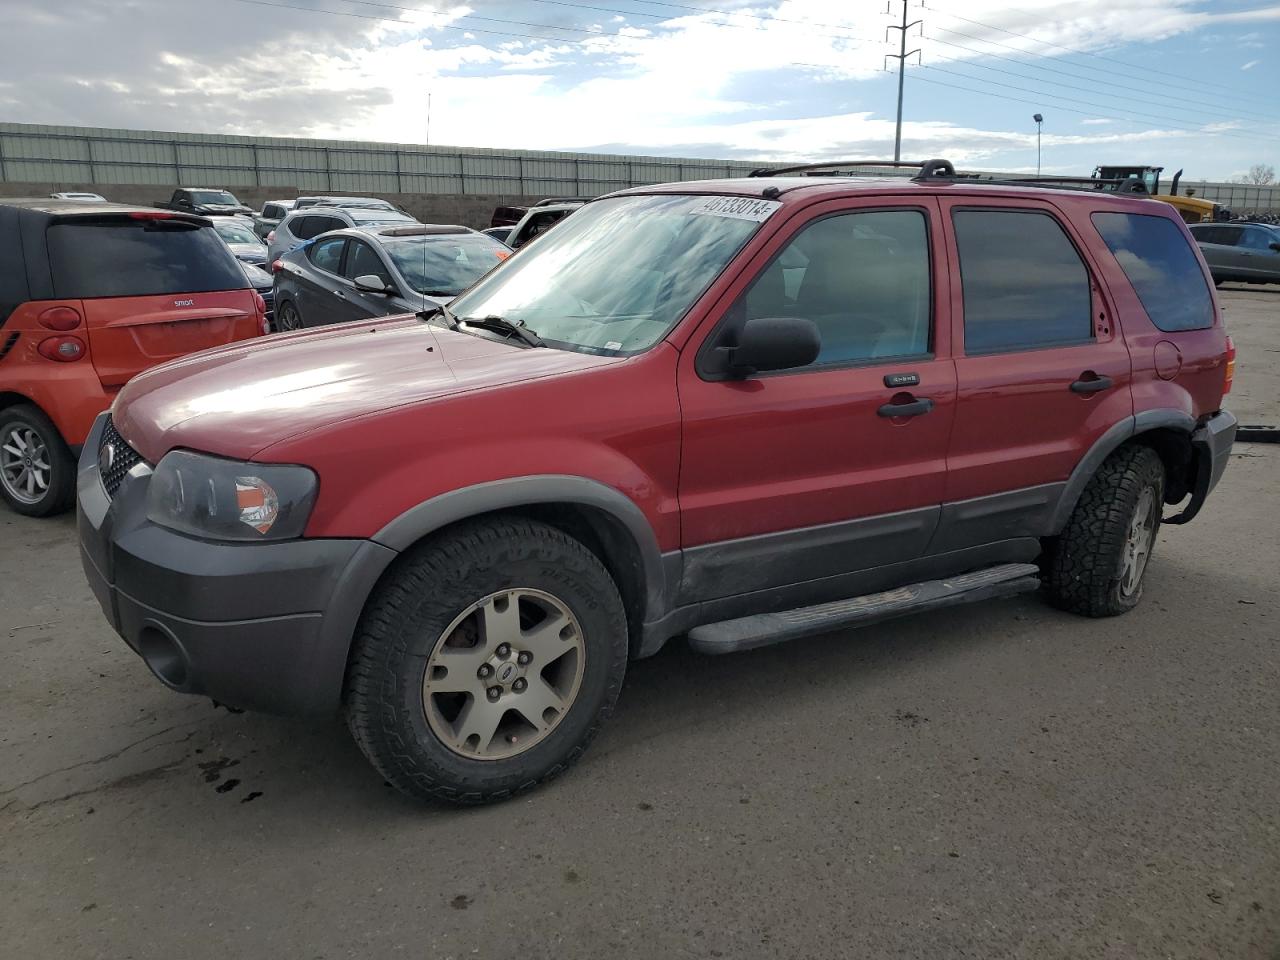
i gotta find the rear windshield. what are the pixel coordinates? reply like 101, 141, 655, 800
47, 220, 249, 298
1091, 212, 1214, 332
189, 191, 239, 205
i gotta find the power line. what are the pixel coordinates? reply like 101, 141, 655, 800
563, 0, 872, 36
337, 0, 661, 40
929, 5, 1269, 101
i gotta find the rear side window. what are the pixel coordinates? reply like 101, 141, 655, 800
289, 215, 319, 240
953, 210, 1092, 353
47, 220, 247, 298
1092, 212, 1214, 332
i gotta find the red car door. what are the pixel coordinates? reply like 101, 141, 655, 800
933, 196, 1134, 552
676, 196, 957, 604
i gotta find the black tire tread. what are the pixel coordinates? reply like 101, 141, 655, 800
343, 516, 627, 805
1047, 444, 1165, 618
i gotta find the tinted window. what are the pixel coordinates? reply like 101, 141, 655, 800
288, 215, 317, 240
383, 235, 507, 297
188, 190, 239, 206
47, 220, 248, 298
345, 241, 393, 285
732, 209, 931, 366
953, 210, 1092, 353
316, 216, 347, 234
263, 204, 283, 219
307, 237, 346, 274
1200, 225, 1242, 246
1092, 212, 1214, 332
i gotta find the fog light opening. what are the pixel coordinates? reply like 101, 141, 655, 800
137, 625, 190, 689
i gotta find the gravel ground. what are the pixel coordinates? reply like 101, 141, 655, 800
1, 286, 1277, 959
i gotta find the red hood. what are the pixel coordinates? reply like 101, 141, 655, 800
112, 315, 621, 462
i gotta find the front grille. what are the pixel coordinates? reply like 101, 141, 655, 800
99, 417, 145, 498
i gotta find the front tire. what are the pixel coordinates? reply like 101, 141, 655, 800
0, 404, 75, 517
1046, 444, 1166, 617
276, 300, 303, 332
344, 517, 628, 804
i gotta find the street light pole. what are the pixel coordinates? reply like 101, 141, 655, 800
1033, 113, 1043, 176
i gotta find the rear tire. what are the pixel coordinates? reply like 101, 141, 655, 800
0, 404, 76, 517
1046, 445, 1166, 617
344, 517, 628, 804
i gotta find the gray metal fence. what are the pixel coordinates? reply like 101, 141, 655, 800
0, 122, 761, 196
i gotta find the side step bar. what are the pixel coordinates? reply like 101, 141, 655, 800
686, 563, 1041, 655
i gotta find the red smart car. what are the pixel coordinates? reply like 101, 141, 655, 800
77, 160, 1236, 803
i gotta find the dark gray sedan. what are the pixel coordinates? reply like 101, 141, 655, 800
1189, 222, 1280, 284
271, 224, 510, 331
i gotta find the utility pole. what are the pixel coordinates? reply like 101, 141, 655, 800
885, 1, 922, 163
426, 91, 432, 147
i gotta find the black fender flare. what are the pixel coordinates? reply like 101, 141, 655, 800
371, 475, 670, 619
1048, 410, 1195, 534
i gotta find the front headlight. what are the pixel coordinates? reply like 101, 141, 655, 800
146, 450, 318, 542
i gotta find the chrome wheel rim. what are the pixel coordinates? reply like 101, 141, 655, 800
423, 588, 586, 761
0, 424, 51, 505
1120, 487, 1159, 596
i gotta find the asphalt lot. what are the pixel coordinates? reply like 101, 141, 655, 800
2, 285, 1278, 959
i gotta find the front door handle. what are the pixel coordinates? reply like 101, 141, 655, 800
334, 289, 347, 299
877, 396, 934, 418
1070, 373, 1113, 394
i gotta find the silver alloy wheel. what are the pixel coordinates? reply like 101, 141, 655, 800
278, 302, 302, 331
0, 423, 51, 505
423, 588, 586, 761
1120, 486, 1159, 597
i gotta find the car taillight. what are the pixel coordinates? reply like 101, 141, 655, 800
266, 231, 276, 243
253, 291, 266, 316
1224, 335, 1236, 395
37, 335, 86, 362
128, 211, 177, 220
270, 259, 284, 273
37, 306, 82, 331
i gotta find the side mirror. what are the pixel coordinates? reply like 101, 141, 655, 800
353, 274, 392, 295
721, 316, 821, 377
1270, 241, 1280, 252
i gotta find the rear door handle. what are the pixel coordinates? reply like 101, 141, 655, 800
334, 289, 347, 299
877, 396, 934, 418
1070, 373, 1113, 394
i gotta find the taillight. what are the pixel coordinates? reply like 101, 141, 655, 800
37, 335, 86, 362
253, 291, 266, 316
1224, 335, 1236, 395
128, 211, 177, 220
270, 259, 284, 273
37, 306, 82, 331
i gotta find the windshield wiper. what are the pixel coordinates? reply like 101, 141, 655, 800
458, 315, 544, 348
417, 301, 458, 329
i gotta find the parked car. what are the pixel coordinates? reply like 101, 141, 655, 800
266, 206, 418, 262
0, 199, 265, 516
75, 163, 1236, 804
242, 261, 275, 330
1188, 221, 1280, 284
253, 199, 295, 240
49, 191, 107, 202
294, 195, 396, 212
153, 188, 254, 217
490, 204, 527, 228
211, 215, 269, 266
506, 200, 584, 249
272, 224, 510, 331
482, 226, 512, 245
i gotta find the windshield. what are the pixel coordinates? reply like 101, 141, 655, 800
190, 190, 239, 205
384, 235, 508, 296
350, 209, 414, 225
446, 193, 775, 354
213, 219, 262, 245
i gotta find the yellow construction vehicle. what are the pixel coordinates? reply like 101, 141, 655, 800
1091, 165, 1226, 223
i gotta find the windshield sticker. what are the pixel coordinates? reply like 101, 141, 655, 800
689, 196, 782, 222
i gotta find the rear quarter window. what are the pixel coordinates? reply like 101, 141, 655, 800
1091, 212, 1214, 332
47, 220, 248, 299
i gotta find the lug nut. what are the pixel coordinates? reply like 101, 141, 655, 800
496, 643, 511, 658
512, 678, 528, 693
487, 686, 502, 701
477, 663, 494, 679
517, 651, 532, 666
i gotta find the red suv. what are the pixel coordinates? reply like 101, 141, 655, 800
76, 161, 1236, 804
1, 200, 265, 516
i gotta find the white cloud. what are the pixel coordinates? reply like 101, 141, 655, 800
1241, 59, 1261, 70
1080, 118, 1115, 126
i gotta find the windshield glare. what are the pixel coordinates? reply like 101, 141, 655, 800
384, 235, 507, 296
192, 191, 238, 205
214, 220, 262, 245
447, 194, 771, 354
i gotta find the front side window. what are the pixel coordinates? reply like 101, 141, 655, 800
307, 237, 346, 274
447, 194, 775, 355
1092, 212, 1214, 332
1240, 227, 1278, 251
728, 209, 932, 367
345, 241, 393, 285
953, 210, 1093, 353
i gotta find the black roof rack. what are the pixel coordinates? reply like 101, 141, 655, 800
749, 159, 934, 178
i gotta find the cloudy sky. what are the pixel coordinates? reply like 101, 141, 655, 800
1, 0, 1278, 178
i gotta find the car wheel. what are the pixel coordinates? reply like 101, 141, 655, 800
1045, 444, 1165, 617
276, 300, 303, 332
344, 516, 628, 804
0, 404, 76, 517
